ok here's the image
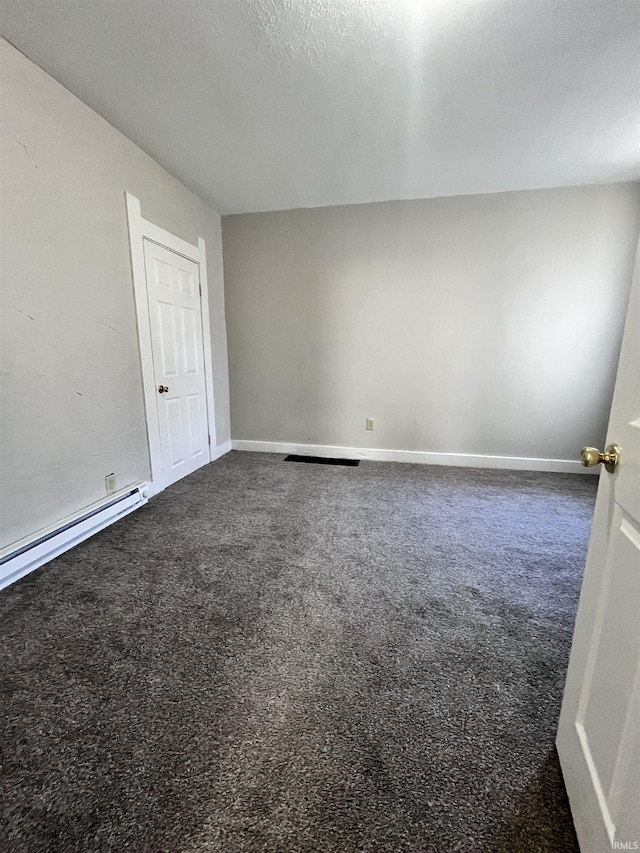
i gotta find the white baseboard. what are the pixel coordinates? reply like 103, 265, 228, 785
230, 440, 593, 475
0, 483, 149, 592
211, 440, 232, 461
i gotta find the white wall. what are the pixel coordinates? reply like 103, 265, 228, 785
0, 39, 230, 550
223, 184, 640, 464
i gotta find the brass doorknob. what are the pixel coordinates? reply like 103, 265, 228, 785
580, 444, 620, 473
158, 385, 169, 394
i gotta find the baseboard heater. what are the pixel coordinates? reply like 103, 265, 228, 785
0, 483, 149, 592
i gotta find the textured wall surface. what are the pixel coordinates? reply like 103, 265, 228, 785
0, 40, 230, 549
223, 183, 640, 460
0, 0, 638, 213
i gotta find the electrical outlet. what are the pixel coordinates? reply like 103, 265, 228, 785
105, 473, 117, 495
366, 418, 375, 431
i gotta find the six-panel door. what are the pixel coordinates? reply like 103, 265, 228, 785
143, 239, 210, 489
557, 244, 640, 852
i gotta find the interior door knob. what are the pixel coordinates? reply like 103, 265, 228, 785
580, 444, 620, 473
158, 385, 169, 394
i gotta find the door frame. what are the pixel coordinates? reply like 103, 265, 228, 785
125, 192, 218, 496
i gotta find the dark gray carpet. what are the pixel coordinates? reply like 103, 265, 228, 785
1, 452, 595, 853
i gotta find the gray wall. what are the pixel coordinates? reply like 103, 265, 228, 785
1, 39, 230, 549
223, 184, 640, 460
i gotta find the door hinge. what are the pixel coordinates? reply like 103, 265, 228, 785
199, 283, 202, 296
208, 434, 211, 446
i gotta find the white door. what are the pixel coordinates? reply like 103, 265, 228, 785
557, 242, 640, 852
143, 239, 210, 489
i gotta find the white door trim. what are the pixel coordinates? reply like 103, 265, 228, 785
125, 192, 218, 496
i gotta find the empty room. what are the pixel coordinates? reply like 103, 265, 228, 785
1, 2, 639, 852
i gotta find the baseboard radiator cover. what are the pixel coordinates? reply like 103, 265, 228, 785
0, 483, 149, 592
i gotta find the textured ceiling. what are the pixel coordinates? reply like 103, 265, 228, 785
1, 0, 639, 214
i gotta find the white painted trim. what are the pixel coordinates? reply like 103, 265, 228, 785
210, 440, 232, 461
138, 216, 203, 260
126, 194, 163, 495
0, 483, 149, 591
230, 440, 594, 474
198, 237, 218, 456
125, 192, 218, 495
